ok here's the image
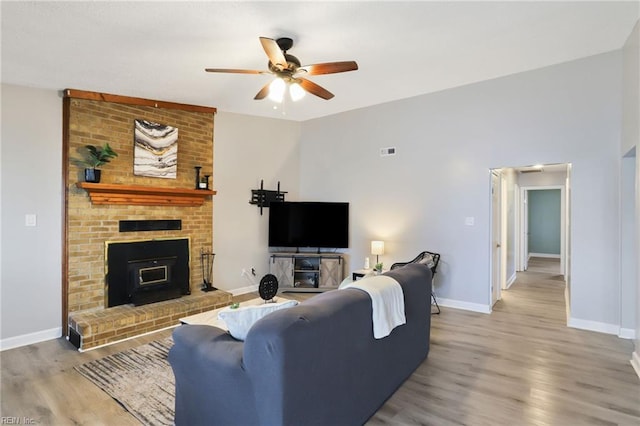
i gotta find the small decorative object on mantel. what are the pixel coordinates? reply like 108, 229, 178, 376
200, 248, 216, 292
250, 179, 287, 215
72, 143, 118, 183
194, 166, 202, 189
194, 167, 211, 190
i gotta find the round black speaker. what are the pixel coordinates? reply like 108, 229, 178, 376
259, 274, 279, 301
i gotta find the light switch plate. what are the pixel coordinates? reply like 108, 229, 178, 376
465, 217, 475, 226
25, 214, 37, 227
380, 147, 397, 157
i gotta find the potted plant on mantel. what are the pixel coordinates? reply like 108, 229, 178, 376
73, 143, 118, 183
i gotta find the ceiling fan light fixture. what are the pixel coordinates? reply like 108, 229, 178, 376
290, 82, 305, 101
268, 78, 286, 102
206, 36, 358, 102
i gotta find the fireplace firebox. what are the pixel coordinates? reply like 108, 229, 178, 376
106, 238, 190, 307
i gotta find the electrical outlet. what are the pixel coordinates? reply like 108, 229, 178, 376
380, 147, 397, 157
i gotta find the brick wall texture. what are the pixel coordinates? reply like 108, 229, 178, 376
67, 98, 215, 314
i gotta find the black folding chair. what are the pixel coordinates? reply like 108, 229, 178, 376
390, 251, 441, 314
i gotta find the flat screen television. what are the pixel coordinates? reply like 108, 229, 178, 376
268, 201, 349, 249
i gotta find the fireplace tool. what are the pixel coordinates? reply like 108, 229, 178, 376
200, 248, 216, 292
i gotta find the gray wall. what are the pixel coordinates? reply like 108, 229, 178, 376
212, 112, 301, 293
527, 189, 561, 255
300, 52, 622, 326
621, 154, 636, 335
504, 169, 517, 284
519, 171, 567, 187
619, 21, 639, 362
1, 85, 63, 346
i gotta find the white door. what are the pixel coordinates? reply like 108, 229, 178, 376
521, 189, 529, 271
491, 171, 502, 306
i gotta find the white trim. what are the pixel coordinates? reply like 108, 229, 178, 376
520, 185, 566, 273
565, 285, 571, 324
568, 317, 620, 335
223, 284, 259, 296
631, 351, 640, 380
505, 272, 517, 289
489, 170, 503, 307
529, 253, 561, 259
618, 328, 637, 340
437, 297, 491, 314
0, 327, 62, 351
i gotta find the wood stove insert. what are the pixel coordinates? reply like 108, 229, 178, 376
106, 238, 190, 307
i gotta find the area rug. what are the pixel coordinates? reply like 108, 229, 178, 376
74, 337, 175, 426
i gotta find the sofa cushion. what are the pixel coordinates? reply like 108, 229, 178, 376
218, 300, 298, 341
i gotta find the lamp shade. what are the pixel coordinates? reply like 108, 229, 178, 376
289, 82, 306, 101
268, 78, 286, 102
371, 240, 385, 255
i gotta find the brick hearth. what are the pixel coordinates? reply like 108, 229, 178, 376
69, 290, 231, 350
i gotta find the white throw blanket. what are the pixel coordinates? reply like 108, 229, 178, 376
341, 275, 405, 339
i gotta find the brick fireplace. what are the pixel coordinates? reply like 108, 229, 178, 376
64, 90, 231, 350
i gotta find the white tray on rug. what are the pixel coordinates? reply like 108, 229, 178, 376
179, 297, 289, 330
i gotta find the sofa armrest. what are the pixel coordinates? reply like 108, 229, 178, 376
169, 325, 260, 426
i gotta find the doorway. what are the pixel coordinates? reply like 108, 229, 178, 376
519, 185, 566, 274
489, 163, 571, 313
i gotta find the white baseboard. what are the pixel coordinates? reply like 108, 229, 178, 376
529, 253, 561, 259
220, 270, 260, 296
505, 272, 517, 289
567, 317, 620, 336
224, 284, 258, 296
436, 297, 491, 314
618, 328, 637, 340
631, 350, 640, 380
0, 327, 62, 351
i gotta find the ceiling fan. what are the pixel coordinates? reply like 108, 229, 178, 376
205, 37, 358, 102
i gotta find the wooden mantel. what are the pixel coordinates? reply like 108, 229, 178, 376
77, 182, 216, 206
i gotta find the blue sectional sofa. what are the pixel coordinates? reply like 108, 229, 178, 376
168, 263, 432, 426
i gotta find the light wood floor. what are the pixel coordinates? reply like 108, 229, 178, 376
1, 262, 638, 425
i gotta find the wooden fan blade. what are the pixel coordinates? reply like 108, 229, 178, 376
254, 82, 271, 100
259, 37, 287, 71
298, 78, 334, 100
205, 68, 265, 74
297, 61, 358, 76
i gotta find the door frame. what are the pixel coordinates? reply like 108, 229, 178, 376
490, 170, 504, 307
519, 185, 566, 272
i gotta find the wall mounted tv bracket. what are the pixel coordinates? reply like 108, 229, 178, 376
250, 180, 287, 215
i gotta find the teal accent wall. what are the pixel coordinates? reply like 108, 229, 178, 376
528, 189, 561, 255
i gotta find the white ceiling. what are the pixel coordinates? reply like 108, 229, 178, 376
2, 1, 638, 122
